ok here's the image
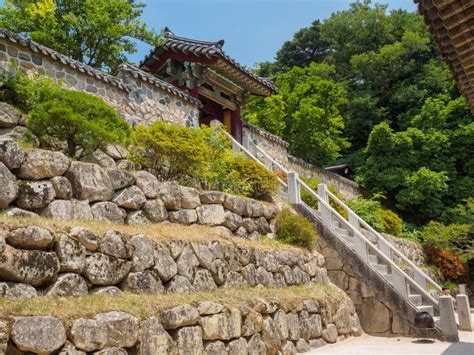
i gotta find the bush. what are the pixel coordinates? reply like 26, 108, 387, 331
347, 196, 404, 236
27, 89, 131, 158
425, 245, 467, 283
132, 121, 211, 182
275, 209, 318, 249
1, 69, 60, 112
300, 176, 347, 217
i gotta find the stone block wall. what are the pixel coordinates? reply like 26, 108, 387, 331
0, 292, 361, 354
0, 222, 328, 298
0, 29, 200, 128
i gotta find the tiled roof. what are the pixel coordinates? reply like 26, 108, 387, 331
140, 31, 278, 94
0, 28, 125, 89
117, 63, 202, 107
416, 0, 474, 112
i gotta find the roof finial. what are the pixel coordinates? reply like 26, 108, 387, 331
163, 26, 173, 35
216, 39, 225, 47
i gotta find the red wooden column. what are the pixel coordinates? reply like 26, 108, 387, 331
231, 107, 242, 143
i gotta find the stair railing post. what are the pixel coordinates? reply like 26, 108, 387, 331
378, 237, 392, 261
439, 296, 460, 342
287, 172, 301, 204
232, 140, 240, 154
456, 294, 473, 331
353, 230, 368, 262
459, 284, 467, 295
242, 134, 250, 151
413, 268, 428, 292
392, 268, 408, 299
348, 210, 360, 230
317, 184, 333, 228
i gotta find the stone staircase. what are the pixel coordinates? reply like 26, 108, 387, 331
226, 132, 471, 341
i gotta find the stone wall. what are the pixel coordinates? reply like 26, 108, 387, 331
0, 120, 281, 240
0, 221, 328, 298
0, 29, 200, 128
0, 290, 361, 354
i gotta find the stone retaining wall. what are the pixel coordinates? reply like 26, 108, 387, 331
0, 222, 328, 299
0, 28, 200, 128
0, 127, 281, 240
0, 292, 361, 354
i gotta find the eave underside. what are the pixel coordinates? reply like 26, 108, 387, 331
417, 0, 474, 112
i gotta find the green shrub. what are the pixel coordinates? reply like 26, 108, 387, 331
377, 208, 403, 236
27, 89, 131, 158
1, 69, 60, 112
275, 209, 318, 249
132, 121, 211, 182
300, 176, 347, 217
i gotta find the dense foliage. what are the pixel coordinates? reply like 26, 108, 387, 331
244, 0, 473, 226
275, 209, 318, 249
28, 89, 132, 158
0, 0, 161, 71
131, 122, 278, 200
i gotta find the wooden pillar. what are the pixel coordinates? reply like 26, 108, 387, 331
223, 110, 232, 134
231, 107, 242, 143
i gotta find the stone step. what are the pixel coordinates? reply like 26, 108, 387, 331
371, 263, 389, 275
335, 227, 350, 237
418, 305, 434, 317
409, 294, 423, 306
368, 255, 378, 264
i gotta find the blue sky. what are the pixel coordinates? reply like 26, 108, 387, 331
0, 0, 418, 67
133, 0, 418, 67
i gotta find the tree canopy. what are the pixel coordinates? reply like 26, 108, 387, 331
0, 0, 161, 71
244, 0, 473, 224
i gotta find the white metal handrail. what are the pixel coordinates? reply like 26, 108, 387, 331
298, 180, 440, 308
325, 188, 443, 293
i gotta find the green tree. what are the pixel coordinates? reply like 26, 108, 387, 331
0, 0, 161, 71
27, 89, 132, 158
245, 63, 349, 166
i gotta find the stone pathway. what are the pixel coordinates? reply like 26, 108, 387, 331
309, 331, 474, 354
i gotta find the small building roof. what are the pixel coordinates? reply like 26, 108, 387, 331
416, 0, 474, 112
140, 30, 277, 97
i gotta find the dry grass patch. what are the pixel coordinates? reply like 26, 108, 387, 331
0, 214, 303, 253
0, 284, 347, 321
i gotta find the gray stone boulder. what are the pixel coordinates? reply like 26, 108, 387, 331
11, 316, 66, 353
41, 199, 93, 220
69, 227, 99, 251
296, 339, 310, 353
282, 340, 297, 354
94, 348, 127, 355
286, 313, 300, 341
16, 149, 70, 180
142, 199, 168, 222
196, 204, 225, 225
162, 304, 200, 329
223, 211, 243, 231
135, 171, 159, 198
0, 137, 24, 169
90, 286, 122, 296
173, 326, 203, 354
0, 102, 23, 127
261, 316, 281, 353
91, 202, 126, 224
3, 207, 38, 218
205, 341, 226, 355
0, 282, 37, 298
50, 176, 73, 199
56, 234, 86, 273
107, 169, 135, 190
46, 273, 88, 297
299, 311, 322, 341
193, 268, 217, 292
0, 161, 17, 208
83, 253, 131, 286
116, 159, 135, 171
66, 161, 114, 202
0, 320, 8, 355
82, 149, 116, 169
7, 226, 53, 250
157, 181, 181, 210
191, 243, 215, 269
223, 195, 248, 216
242, 311, 264, 337
200, 191, 225, 204
99, 231, 132, 259
359, 299, 391, 333
197, 301, 224, 315
138, 317, 174, 355
322, 324, 338, 343
126, 210, 150, 225
105, 144, 129, 160
227, 337, 247, 354
247, 333, 266, 354
166, 275, 195, 294
112, 186, 146, 209
200, 308, 241, 340
131, 234, 154, 272
176, 245, 199, 280
0, 234, 4, 254
70, 312, 138, 352
0, 245, 59, 286
169, 209, 197, 224
180, 186, 201, 209
121, 271, 164, 294
153, 247, 177, 281
16, 180, 56, 209
273, 310, 289, 340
